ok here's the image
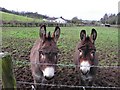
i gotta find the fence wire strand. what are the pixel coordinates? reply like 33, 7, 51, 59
13, 61, 120, 68
17, 81, 120, 89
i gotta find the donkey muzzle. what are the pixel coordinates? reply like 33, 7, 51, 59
80, 61, 90, 75
42, 67, 55, 80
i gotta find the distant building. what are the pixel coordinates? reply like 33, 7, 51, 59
43, 17, 67, 23
55, 17, 67, 23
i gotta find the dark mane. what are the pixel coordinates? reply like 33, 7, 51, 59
45, 32, 53, 41
85, 36, 90, 41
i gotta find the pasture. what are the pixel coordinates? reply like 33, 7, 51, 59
0, 11, 43, 22
2, 26, 119, 89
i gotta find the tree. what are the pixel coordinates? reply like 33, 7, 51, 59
117, 12, 120, 25
104, 13, 109, 23
100, 18, 105, 24
100, 13, 117, 25
107, 14, 117, 24
71, 17, 81, 24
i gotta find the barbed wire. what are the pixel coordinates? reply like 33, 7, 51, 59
14, 60, 120, 89
13, 61, 120, 68
17, 81, 120, 89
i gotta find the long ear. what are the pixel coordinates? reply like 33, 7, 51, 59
80, 30, 86, 41
53, 26, 60, 42
40, 25, 46, 40
90, 28, 97, 43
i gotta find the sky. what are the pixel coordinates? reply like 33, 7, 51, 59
0, 0, 120, 20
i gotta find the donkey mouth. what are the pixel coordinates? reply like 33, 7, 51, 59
81, 70, 89, 75
44, 76, 54, 80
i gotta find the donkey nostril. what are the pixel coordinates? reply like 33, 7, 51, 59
81, 70, 89, 75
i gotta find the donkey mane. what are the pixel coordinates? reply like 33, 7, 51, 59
85, 36, 90, 41
45, 32, 53, 41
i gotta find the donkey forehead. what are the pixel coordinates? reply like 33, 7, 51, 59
43, 40, 56, 46
83, 37, 92, 43
41, 47, 59, 53
79, 41, 95, 50
41, 41, 58, 52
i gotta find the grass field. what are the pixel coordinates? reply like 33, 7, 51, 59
2, 26, 118, 65
0, 11, 43, 22
1, 26, 119, 89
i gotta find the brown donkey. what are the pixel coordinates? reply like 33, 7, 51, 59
30, 25, 60, 89
74, 29, 98, 86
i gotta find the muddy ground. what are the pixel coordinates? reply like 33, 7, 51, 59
2, 42, 120, 90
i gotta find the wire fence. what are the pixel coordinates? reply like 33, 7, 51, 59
14, 61, 120, 89
17, 81, 120, 89
14, 61, 120, 68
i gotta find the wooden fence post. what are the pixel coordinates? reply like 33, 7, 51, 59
0, 52, 16, 90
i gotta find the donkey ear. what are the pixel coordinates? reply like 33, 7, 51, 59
40, 25, 46, 40
90, 28, 97, 43
80, 30, 86, 41
53, 26, 60, 42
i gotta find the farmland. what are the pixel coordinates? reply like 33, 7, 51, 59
2, 26, 119, 89
0, 11, 43, 22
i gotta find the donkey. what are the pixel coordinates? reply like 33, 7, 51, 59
30, 25, 60, 89
74, 29, 98, 86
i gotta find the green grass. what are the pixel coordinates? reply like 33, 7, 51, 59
0, 11, 43, 22
2, 27, 39, 39
2, 26, 118, 66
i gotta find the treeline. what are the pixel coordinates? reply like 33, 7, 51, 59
117, 12, 120, 25
100, 13, 119, 25
1, 7, 120, 26
0, 7, 49, 19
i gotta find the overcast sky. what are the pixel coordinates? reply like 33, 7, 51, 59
0, 0, 119, 20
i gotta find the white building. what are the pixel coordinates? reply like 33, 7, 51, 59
55, 17, 67, 23
43, 17, 67, 23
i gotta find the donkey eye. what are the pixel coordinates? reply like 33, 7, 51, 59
91, 53, 93, 57
40, 52, 43, 55
53, 52, 58, 55
79, 49, 82, 56
90, 52, 95, 57
41, 53, 45, 59
54, 55, 57, 59
54, 53, 58, 58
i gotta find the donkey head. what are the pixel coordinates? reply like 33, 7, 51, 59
39, 25, 60, 80
78, 29, 97, 75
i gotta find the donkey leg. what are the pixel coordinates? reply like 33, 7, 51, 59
33, 79, 39, 90
41, 78, 48, 90
31, 84, 36, 90
34, 78, 44, 90
32, 73, 43, 90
